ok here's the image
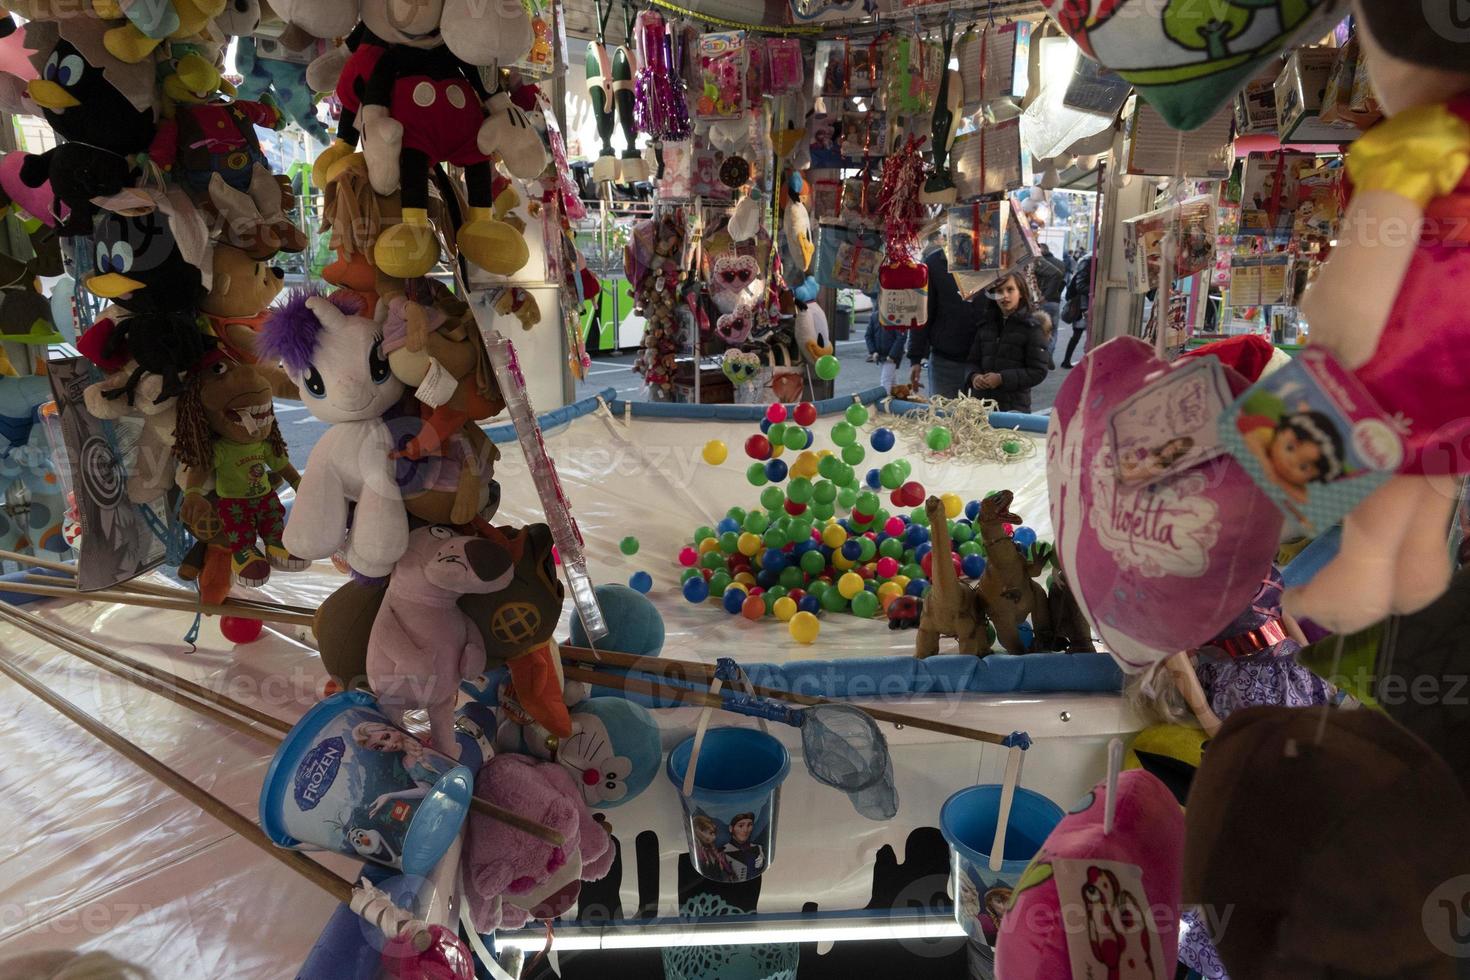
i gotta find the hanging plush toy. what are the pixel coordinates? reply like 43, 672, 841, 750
172, 353, 306, 588
104, 0, 230, 64
236, 33, 331, 144
259, 287, 411, 579
709, 253, 764, 346
1275, 2, 1470, 633
85, 197, 209, 315
368, 525, 513, 756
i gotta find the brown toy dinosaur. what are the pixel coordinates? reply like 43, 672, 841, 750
915, 495, 989, 657
974, 490, 1052, 655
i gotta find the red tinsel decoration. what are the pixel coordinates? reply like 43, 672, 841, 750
878, 135, 929, 262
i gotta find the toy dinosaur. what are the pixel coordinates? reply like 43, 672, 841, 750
973, 490, 1052, 655
915, 495, 989, 657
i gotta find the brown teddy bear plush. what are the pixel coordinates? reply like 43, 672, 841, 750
199, 244, 298, 400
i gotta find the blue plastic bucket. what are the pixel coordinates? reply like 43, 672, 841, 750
259, 691, 473, 876
666, 727, 790, 883
940, 785, 1064, 945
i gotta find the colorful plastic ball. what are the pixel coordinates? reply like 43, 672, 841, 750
784, 500, 807, 516
788, 401, 814, 426
817, 455, 843, 481
797, 595, 822, 616
684, 577, 711, 603
760, 487, 785, 512
1013, 527, 1038, 549
756, 569, 780, 589
734, 572, 756, 586
681, 568, 701, 585
841, 539, 863, 561
845, 403, 870, 427
900, 481, 927, 507
815, 355, 841, 381
965, 500, 982, 521
790, 610, 822, 643
811, 502, 836, 521
735, 532, 760, 557
908, 508, 931, 529
766, 403, 788, 424
796, 550, 824, 576
837, 571, 865, 599
837, 487, 859, 509
700, 551, 725, 571
879, 463, 904, 490
719, 531, 740, 553
962, 554, 987, 579
1002, 439, 1024, 456
854, 490, 880, 515
879, 538, 905, 560
722, 587, 746, 613
901, 562, 925, 580
761, 548, 788, 572
626, 570, 654, 594
851, 591, 880, 619
709, 570, 733, 594
786, 477, 814, 504
841, 444, 866, 466
221, 616, 263, 644
768, 596, 797, 623
952, 521, 974, 543
694, 525, 716, 543
821, 525, 847, 549
679, 546, 699, 567
959, 540, 984, 557
876, 556, 900, 579
741, 595, 766, 620
865, 468, 882, 489
767, 421, 788, 446
745, 434, 772, 460
782, 425, 808, 452
716, 517, 739, 535
702, 440, 729, 465
807, 579, 830, 598
834, 463, 858, 487
760, 418, 773, 433
870, 427, 896, 452
940, 493, 964, 519
883, 516, 905, 537
764, 459, 788, 483
926, 426, 953, 451
611, 535, 639, 558
914, 542, 933, 564
906, 578, 929, 597
792, 451, 820, 480
813, 480, 838, 505
877, 581, 903, 602
777, 567, 803, 590
727, 506, 747, 523
831, 421, 857, 447
763, 526, 789, 548
821, 588, 849, 612
746, 463, 769, 486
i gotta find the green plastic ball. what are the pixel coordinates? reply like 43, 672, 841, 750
719, 531, 739, 553
783, 426, 808, 452
813, 480, 838, 504
760, 486, 786, 511
746, 464, 769, 486
811, 502, 835, 521
767, 584, 789, 600
744, 510, 770, 534
694, 526, 715, 543
855, 491, 880, 515
808, 580, 830, 599
681, 568, 702, 583
909, 506, 930, 526
857, 537, 877, 562
834, 463, 858, 487
767, 422, 788, 446
851, 591, 879, 618
926, 426, 953, 451
1002, 439, 1024, 455
619, 536, 640, 556
818, 456, 842, 481
702, 551, 726, 570
709, 570, 732, 594
837, 487, 859, 509
959, 541, 983, 557
880, 463, 905, 490
790, 518, 814, 541
831, 421, 857, 447
815, 354, 841, 381
841, 444, 866, 466
879, 538, 904, 560
896, 459, 913, 479
779, 567, 804, 589
726, 506, 747, 524
800, 550, 827, 575
820, 587, 848, 612
845, 403, 870, 426
764, 527, 788, 548
952, 522, 974, 543
901, 562, 924, 580
787, 477, 814, 504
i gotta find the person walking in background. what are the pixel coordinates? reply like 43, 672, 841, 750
1060, 251, 1093, 369
873, 316, 907, 393
968, 272, 1050, 413
863, 291, 881, 362
1035, 244, 1066, 369
908, 246, 1002, 398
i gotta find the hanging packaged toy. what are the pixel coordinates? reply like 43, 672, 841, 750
634, 10, 692, 142
696, 31, 746, 121
876, 135, 929, 330
763, 38, 804, 95
884, 34, 942, 116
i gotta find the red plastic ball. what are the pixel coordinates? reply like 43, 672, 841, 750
851, 510, 874, 525
679, 547, 698, 567
876, 557, 900, 578
220, 616, 263, 644
749, 587, 764, 596
901, 481, 927, 507
856, 566, 873, 579
1003, 523, 1015, 536
921, 553, 934, 576
701, 568, 714, 580
890, 490, 906, 507
788, 588, 807, 602
745, 434, 773, 460
766, 403, 788, 424
784, 500, 807, 516
742, 595, 766, 620
793, 402, 817, 426
884, 517, 905, 537
382, 924, 474, 980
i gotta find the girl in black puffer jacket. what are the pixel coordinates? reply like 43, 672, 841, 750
966, 272, 1050, 413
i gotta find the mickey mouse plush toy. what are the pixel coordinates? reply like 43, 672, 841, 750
355, 0, 534, 279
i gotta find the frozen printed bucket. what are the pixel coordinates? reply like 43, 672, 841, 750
666, 727, 790, 883
259, 691, 473, 877
940, 785, 1064, 946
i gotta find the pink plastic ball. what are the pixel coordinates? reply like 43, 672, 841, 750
876, 557, 900, 578
679, 547, 699, 567
220, 616, 263, 644
381, 924, 474, 980
766, 403, 788, 423
883, 517, 905, 536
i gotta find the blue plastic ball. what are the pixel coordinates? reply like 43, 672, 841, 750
798, 595, 821, 615
906, 525, 930, 546
965, 500, 981, 521
723, 587, 746, 614
765, 459, 789, 482
756, 568, 780, 588
717, 517, 740, 535
870, 428, 896, 452
762, 548, 789, 572
961, 555, 987, 579
803, 428, 815, 449
683, 577, 710, 603
914, 542, 932, 563
906, 578, 929, 597
760, 418, 773, 433
1013, 527, 1038, 549
629, 571, 653, 593
841, 540, 863, 561
865, 468, 882, 489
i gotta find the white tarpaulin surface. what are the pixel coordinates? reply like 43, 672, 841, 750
0, 408, 1141, 978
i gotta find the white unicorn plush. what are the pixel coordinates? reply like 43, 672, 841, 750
259, 287, 408, 578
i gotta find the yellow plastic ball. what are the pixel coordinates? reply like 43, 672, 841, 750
822, 525, 848, 549
818, 449, 834, 458
789, 611, 821, 644
702, 440, 729, 465
734, 573, 756, 587
792, 451, 820, 479
699, 538, 721, 555
941, 493, 964, 519
877, 581, 903, 601
838, 572, 865, 600
832, 551, 855, 571
773, 596, 798, 622
893, 575, 911, 590
771, 444, 786, 459
738, 532, 761, 556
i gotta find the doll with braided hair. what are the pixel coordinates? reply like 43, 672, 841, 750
173, 354, 306, 587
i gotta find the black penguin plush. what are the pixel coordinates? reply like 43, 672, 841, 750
87, 210, 204, 315
28, 39, 157, 156
19, 143, 135, 235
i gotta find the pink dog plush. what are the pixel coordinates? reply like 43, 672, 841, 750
463, 754, 615, 933
367, 525, 514, 756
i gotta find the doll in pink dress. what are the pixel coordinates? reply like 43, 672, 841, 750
1281, 6, 1470, 634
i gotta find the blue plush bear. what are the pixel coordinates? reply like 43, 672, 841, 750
236, 35, 330, 145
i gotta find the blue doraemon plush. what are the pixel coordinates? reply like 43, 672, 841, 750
570, 582, 665, 658
498, 691, 663, 810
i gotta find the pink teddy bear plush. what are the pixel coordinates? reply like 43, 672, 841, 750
462, 754, 615, 933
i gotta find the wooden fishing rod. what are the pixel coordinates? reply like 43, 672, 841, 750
0, 578, 318, 627
0, 601, 564, 847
